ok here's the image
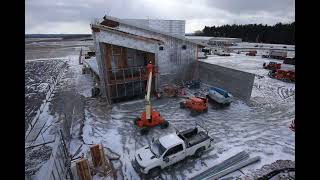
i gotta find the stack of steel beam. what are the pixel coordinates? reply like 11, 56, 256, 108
190, 151, 250, 180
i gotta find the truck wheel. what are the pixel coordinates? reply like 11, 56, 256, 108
140, 127, 149, 135
194, 147, 205, 157
148, 167, 161, 177
160, 120, 169, 129
204, 108, 208, 113
180, 102, 185, 108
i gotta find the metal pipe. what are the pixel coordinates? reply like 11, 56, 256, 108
191, 151, 249, 180
205, 156, 261, 180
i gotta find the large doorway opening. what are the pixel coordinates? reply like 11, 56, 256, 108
103, 43, 157, 102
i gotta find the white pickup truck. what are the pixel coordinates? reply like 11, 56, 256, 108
133, 125, 214, 176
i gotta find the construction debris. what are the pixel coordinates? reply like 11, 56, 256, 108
246, 50, 257, 56
162, 84, 186, 97
183, 80, 201, 89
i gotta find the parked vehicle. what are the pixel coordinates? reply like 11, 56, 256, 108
180, 97, 208, 116
283, 57, 295, 65
263, 62, 281, 70
198, 51, 207, 59
268, 69, 295, 82
246, 50, 257, 56
202, 48, 211, 55
269, 50, 287, 60
207, 87, 233, 106
213, 49, 230, 56
133, 125, 214, 176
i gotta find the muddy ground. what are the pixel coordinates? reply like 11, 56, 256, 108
25, 39, 294, 180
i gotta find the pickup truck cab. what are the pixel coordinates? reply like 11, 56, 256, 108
133, 126, 214, 176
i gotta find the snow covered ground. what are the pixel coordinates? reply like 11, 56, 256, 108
25, 38, 93, 60
25, 59, 68, 133
70, 54, 294, 179
201, 53, 295, 76
25, 40, 295, 179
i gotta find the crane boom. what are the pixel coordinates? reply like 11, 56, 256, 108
145, 63, 153, 120
134, 61, 168, 132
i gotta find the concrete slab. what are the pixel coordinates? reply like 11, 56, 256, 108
200, 53, 295, 76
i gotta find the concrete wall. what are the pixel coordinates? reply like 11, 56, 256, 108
123, 19, 185, 36
96, 30, 158, 53
117, 24, 197, 83
198, 61, 255, 101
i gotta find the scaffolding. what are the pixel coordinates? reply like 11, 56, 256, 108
106, 66, 158, 101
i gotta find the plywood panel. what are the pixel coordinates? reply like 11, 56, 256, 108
105, 44, 112, 70
76, 158, 92, 180
118, 47, 127, 69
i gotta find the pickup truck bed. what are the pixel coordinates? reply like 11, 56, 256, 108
178, 128, 210, 148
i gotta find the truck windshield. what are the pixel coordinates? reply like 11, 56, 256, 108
150, 139, 166, 157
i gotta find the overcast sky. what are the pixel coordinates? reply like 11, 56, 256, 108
25, 0, 295, 34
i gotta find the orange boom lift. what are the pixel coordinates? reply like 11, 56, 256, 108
134, 61, 169, 134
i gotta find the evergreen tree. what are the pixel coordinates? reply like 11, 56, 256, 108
195, 22, 295, 45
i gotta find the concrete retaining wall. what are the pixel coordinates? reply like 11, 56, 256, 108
198, 61, 255, 101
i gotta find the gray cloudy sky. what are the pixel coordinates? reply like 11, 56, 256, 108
25, 0, 295, 34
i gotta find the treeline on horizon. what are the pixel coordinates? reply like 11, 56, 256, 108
195, 22, 295, 45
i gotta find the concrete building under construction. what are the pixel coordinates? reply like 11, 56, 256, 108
90, 16, 205, 104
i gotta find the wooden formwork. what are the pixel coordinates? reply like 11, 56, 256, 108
90, 144, 113, 177
75, 144, 113, 180
76, 158, 92, 180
